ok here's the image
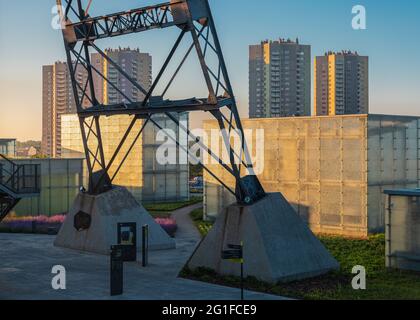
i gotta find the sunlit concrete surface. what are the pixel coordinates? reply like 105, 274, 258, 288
0, 204, 285, 300
188, 193, 338, 283
54, 187, 175, 254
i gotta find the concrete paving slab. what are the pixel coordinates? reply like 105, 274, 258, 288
0, 204, 285, 300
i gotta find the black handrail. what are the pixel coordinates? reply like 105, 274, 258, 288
4, 165, 21, 188
0, 154, 16, 166
0, 154, 40, 195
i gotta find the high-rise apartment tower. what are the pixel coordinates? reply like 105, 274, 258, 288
91, 47, 152, 105
249, 38, 311, 118
314, 51, 369, 116
42, 48, 152, 158
42, 62, 79, 157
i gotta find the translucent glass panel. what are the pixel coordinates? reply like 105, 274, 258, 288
11, 159, 84, 216
386, 195, 420, 272
205, 115, 420, 237
61, 113, 189, 204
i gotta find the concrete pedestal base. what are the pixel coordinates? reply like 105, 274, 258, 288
54, 187, 175, 255
187, 193, 339, 283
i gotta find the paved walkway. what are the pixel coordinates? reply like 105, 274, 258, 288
171, 203, 202, 240
0, 204, 284, 300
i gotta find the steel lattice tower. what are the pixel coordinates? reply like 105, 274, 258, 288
57, 0, 265, 204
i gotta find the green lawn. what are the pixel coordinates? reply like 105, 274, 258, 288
144, 197, 203, 218
190, 208, 213, 237
182, 210, 420, 300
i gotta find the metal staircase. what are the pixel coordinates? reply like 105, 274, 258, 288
0, 154, 40, 222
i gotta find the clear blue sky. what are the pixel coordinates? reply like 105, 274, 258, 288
1, 0, 419, 140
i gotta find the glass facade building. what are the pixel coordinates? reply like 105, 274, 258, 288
0, 158, 85, 216
61, 113, 190, 204
0, 139, 16, 157
204, 114, 420, 237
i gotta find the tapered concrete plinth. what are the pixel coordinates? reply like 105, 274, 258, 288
187, 193, 339, 283
54, 187, 175, 255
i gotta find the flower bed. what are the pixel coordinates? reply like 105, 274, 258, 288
0, 214, 178, 237
155, 217, 177, 237
0, 215, 66, 234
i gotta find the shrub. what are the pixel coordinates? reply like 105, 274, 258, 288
0, 215, 66, 234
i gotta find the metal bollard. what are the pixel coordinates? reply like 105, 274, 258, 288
110, 245, 124, 296
142, 224, 149, 267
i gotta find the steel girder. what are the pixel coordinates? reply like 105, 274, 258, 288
57, 0, 265, 204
